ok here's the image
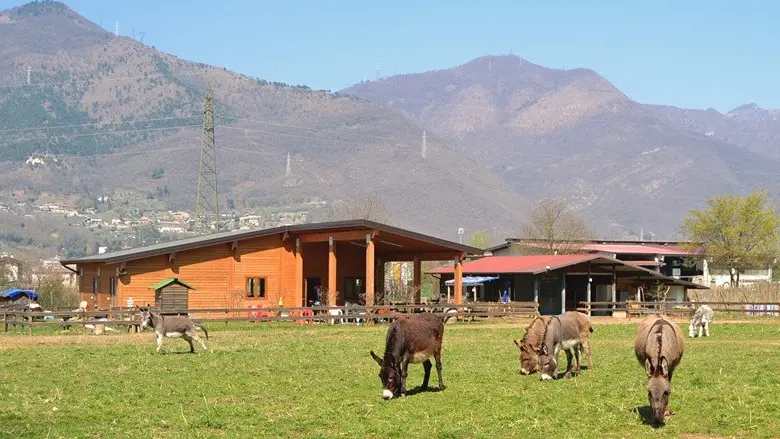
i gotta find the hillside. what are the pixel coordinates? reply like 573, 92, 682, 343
0, 1, 530, 249
341, 55, 780, 237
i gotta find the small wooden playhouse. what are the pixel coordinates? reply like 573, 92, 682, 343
150, 277, 194, 314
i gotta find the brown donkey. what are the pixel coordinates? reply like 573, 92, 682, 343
537, 311, 594, 380
635, 314, 684, 424
370, 312, 445, 399
513, 315, 551, 375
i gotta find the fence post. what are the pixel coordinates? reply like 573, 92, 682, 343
3, 310, 7, 333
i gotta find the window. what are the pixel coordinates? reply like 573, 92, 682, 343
246, 277, 266, 298
109, 277, 117, 296
92, 277, 99, 294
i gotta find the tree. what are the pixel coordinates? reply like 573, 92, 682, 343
520, 198, 594, 254
682, 190, 780, 288
467, 229, 491, 249
326, 193, 390, 223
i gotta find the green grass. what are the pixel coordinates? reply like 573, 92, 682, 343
2, 321, 780, 438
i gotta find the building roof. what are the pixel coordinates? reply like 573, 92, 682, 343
149, 277, 195, 291
61, 220, 484, 265
430, 254, 707, 289
432, 254, 600, 275
487, 240, 696, 256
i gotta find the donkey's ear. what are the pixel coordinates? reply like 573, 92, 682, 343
658, 357, 669, 377
370, 350, 383, 367
644, 358, 654, 376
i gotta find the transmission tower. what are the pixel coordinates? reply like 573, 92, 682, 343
195, 87, 219, 234
422, 130, 427, 159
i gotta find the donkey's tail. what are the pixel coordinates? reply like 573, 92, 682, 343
197, 324, 209, 340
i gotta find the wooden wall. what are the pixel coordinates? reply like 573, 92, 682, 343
75, 232, 383, 310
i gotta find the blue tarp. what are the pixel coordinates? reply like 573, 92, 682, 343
0, 288, 39, 301
444, 276, 500, 286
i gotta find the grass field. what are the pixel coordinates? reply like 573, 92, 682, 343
2, 319, 780, 438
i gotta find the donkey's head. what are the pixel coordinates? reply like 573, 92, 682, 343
513, 339, 540, 375
370, 351, 400, 399
645, 357, 671, 424
137, 305, 155, 330
537, 343, 558, 380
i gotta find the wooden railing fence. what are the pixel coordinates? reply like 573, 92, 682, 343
2, 301, 540, 334
577, 301, 780, 318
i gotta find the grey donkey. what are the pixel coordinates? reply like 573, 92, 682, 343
688, 304, 714, 337
537, 311, 594, 381
138, 307, 209, 353
635, 314, 684, 424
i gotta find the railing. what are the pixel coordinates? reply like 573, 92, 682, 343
1, 301, 539, 334
576, 301, 780, 318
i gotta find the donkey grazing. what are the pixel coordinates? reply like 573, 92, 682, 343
370, 312, 445, 399
537, 311, 594, 381
688, 304, 714, 338
138, 307, 209, 353
513, 315, 551, 375
635, 314, 684, 424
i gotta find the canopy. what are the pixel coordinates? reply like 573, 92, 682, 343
444, 276, 500, 286
148, 277, 195, 291
0, 288, 39, 301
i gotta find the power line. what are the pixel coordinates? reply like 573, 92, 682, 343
217, 115, 393, 141
0, 124, 200, 146
0, 115, 200, 135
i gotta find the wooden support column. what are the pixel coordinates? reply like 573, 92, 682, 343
611, 265, 617, 313
560, 271, 566, 315
586, 261, 592, 317
328, 237, 337, 306
413, 257, 422, 304
533, 277, 540, 304
295, 238, 304, 307
454, 256, 463, 305
365, 233, 375, 307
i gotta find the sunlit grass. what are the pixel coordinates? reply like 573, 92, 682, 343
1, 320, 779, 438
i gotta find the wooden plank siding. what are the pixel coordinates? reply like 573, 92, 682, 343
71, 225, 474, 310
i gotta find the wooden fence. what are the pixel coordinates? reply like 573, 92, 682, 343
2, 301, 540, 334
577, 301, 780, 318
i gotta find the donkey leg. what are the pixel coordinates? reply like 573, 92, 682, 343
563, 349, 574, 378
583, 338, 593, 370
421, 360, 432, 390
573, 345, 581, 374
156, 333, 163, 353
191, 332, 208, 351
434, 349, 445, 390
704, 321, 710, 337
399, 356, 410, 396
182, 334, 195, 353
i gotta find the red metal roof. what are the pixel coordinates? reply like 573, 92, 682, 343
581, 243, 692, 256
431, 254, 600, 275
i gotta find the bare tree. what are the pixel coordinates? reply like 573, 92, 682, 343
326, 192, 390, 223
520, 198, 594, 254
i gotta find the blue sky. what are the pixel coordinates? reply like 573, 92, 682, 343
2, 0, 778, 112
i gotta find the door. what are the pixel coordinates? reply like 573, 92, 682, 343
306, 277, 322, 306
344, 277, 365, 304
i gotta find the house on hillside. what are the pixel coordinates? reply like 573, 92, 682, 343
60, 220, 482, 311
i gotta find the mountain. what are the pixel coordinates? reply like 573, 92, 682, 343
0, 1, 530, 245
341, 55, 780, 237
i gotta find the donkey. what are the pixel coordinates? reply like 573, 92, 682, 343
369, 312, 445, 399
688, 304, 714, 338
635, 314, 684, 424
513, 315, 551, 375
138, 307, 209, 353
537, 311, 594, 380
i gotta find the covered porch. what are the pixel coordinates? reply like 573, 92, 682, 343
289, 223, 481, 306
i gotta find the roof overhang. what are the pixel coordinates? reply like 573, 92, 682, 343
60, 220, 484, 266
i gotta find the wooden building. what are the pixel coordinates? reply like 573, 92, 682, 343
60, 220, 482, 311
431, 254, 707, 315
